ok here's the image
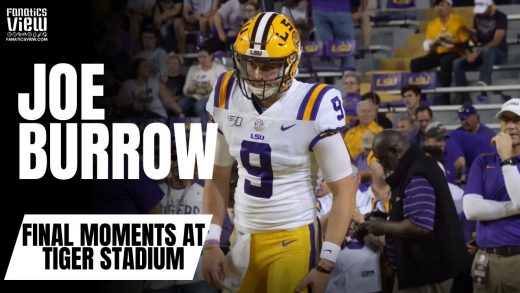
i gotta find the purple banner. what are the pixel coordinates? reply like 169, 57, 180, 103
387, 0, 415, 9
371, 73, 402, 91
402, 72, 437, 90
326, 40, 356, 57
301, 41, 324, 57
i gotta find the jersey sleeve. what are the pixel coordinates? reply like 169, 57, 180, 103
206, 71, 235, 119
205, 75, 219, 118
206, 71, 236, 166
306, 86, 346, 150
314, 87, 346, 133
313, 133, 353, 182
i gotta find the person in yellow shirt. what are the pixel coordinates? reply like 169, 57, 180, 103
344, 100, 383, 159
410, 0, 469, 105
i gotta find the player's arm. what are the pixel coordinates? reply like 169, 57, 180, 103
202, 171, 233, 288
203, 163, 232, 230
202, 115, 235, 289
297, 133, 355, 293
203, 124, 235, 242
314, 134, 356, 266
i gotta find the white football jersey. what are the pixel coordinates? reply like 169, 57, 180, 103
207, 72, 347, 232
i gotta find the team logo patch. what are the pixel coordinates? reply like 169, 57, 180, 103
254, 119, 264, 132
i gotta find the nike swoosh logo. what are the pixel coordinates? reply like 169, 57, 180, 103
280, 124, 296, 131
323, 249, 332, 253
282, 239, 297, 247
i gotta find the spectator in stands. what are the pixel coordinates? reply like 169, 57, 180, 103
344, 71, 361, 94
392, 85, 424, 126
135, 27, 169, 80
424, 122, 495, 185
96, 36, 132, 82
165, 53, 186, 101
147, 160, 217, 293
353, 131, 376, 191
408, 105, 433, 147
344, 100, 383, 158
91, 159, 163, 214
453, 0, 508, 104
182, 45, 226, 117
212, 0, 258, 52
410, 0, 468, 105
153, 0, 183, 53
311, 0, 356, 70
92, 158, 163, 293
103, 12, 136, 58
463, 98, 520, 292
342, 72, 362, 127
174, 0, 220, 53
127, 0, 155, 44
281, 0, 312, 41
117, 58, 185, 119
456, 104, 496, 142
365, 130, 469, 292
350, 0, 371, 49
361, 92, 393, 129
397, 116, 413, 138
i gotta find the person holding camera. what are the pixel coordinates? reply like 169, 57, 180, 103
410, 0, 469, 105
362, 130, 469, 292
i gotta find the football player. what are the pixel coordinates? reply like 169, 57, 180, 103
202, 12, 357, 293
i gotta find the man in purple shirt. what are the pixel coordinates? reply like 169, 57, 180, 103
362, 130, 468, 291
463, 98, 520, 292
456, 104, 496, 143
425, 122, 495, 184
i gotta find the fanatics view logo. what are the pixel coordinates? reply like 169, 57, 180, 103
6, 8, 48, 42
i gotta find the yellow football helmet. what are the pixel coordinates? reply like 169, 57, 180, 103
232, 12, 301, 100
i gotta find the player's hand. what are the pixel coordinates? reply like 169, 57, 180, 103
295, 268, 330, 293
492, 132, 513, 161
202, 246, 230, 290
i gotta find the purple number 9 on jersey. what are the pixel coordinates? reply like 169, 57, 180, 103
240, 141, 273, 199
331, 96, 345, 121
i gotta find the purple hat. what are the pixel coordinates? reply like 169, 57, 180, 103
457, 104, 477, 120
